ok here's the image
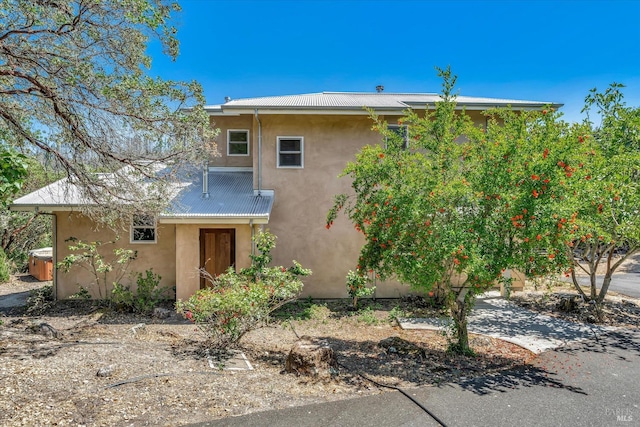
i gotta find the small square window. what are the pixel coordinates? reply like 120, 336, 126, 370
387, 124, 409, 149
227, 130, 250, 156
131, 214, 156, 244
277, 136, 304, 168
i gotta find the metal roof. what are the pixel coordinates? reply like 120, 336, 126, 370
206, 91, 562, 112
11, 170, 273, 223
162, 171, 273, 221
11, 177, 89, 208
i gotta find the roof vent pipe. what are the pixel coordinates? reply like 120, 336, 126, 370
376, 85, 384, 93
202, 160, 210, 199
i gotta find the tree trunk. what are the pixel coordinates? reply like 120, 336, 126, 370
448, 287, 471, 354
452, 299, 470, 353
570, 268, 588, 300
589, 268, 597, 300
598, 272, 614, 304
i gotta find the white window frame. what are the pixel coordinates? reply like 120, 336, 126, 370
130, 214, 157, 244
227, 129, 250, 156
277, 136, 304, 168
387, 124, 409, 149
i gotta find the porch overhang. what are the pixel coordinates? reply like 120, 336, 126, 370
159, 215, 270, 225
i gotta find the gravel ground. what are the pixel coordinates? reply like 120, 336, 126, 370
0, 274, 637, 426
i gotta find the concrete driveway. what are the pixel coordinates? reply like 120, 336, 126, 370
399, 292, 616, 354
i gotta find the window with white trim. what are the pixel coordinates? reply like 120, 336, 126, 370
131, 214, 156, 243
277, 136, 304, 168
386, 124, 409, 149
227, 129, 250, 156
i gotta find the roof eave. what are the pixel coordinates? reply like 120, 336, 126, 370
207, 103, 563, 116
158, 215, 270, 225
209, 107, 406, 116
9, 204, 85, 212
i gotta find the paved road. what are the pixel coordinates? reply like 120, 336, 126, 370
0, 290, 30, 312
571, 273, 640, 298
191, 329, 640, 427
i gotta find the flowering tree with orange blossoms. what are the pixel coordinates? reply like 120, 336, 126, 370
469, 84, 640, 307
560, 84, 640, 304
328, 68, 580, 354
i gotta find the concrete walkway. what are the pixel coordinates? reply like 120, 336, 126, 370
399, 292, 616, 353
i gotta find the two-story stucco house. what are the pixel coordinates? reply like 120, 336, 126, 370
11, 91, 560, 300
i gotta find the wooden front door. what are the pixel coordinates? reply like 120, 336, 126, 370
200, 229, 236, 288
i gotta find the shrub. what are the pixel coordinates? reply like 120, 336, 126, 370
25, 285, 54, 315
176, 231, 310, 348
112, 269, 168, 314
356, 306, 380, 325
111, 282, 134, 310
0, 248, 10, 283
57, 238, 137, 299
68, 287, 92, 300
346, 269, 375, 309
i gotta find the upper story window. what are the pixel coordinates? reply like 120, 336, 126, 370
387, 124, 409, 149
131, 214, 156, 244
277, 136, 304, 168
227, 130, 250, 156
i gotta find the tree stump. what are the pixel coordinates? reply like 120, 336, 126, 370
285, 337, 338, 377
556, 294, 580, 312
379, 336, 426, 359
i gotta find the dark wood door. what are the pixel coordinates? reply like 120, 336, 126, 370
200, 229, 236, 288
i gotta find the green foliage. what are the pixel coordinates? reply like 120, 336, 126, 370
134, 269, 169, 313
241, 229, 276, 280
25, 285, 54, 315
112, 269, 168, 314
355, 306, 380, 325
0, 149, 27, 206
0, 248, 9, 283
68, 287, 91, 300
327, 66, 584, 353
272, 299, 330, 322
111, 283, 134, 308
1, 155, 55, 273
563, 83, 640, 302
346, 269, 375, 309
0, 0, 216, 215
176, 231, 310, 348
387, 305, 406, 323
57, 238, 137, 299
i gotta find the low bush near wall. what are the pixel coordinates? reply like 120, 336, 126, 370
112, 269, 169, 315
57, 238, 137, 299
176, 231, 310, 348
346, 269, 375, 309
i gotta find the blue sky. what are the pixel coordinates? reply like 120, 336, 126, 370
148, 0, 640, 123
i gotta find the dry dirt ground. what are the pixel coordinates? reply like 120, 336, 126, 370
0, 274, 638, 427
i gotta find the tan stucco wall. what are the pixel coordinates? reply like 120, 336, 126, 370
209, 115, 253, 168
249, 114, 406, 297
54, 212, 177, 299
54, 212, 255, 301
207, 111, 490, 298
174, 223, 253, 302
